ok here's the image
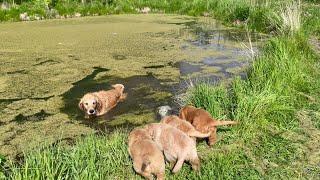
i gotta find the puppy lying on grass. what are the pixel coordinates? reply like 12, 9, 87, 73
128, 128, 165, 180
161, 115, 211, 140
78, 84, 127, 118
179, 105, 238, 146
145, 123, 200, 173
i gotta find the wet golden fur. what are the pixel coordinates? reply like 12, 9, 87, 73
128, 128, 165, 179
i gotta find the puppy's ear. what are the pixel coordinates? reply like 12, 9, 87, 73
95, 97, 103, 113
78, 100, 85, 111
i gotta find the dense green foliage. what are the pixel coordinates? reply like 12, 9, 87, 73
1, 0, 318, 33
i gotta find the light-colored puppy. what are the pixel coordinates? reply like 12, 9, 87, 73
157, 105, 173, 119
145, 123, 200, 173
79, 84, 127, 118
161, 115, 211, 139
179, 105, 238, 146
128, 128, 165, 180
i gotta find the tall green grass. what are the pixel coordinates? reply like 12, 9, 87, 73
303, 4, 320, 37
185, 34, 320, 178
4, 131, 140, 179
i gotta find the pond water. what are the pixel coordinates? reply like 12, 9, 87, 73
0, 14, 263, 157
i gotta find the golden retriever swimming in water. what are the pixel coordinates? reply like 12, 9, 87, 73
78, 84, 127, 118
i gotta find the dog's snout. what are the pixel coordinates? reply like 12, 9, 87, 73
89, 109, 95, 114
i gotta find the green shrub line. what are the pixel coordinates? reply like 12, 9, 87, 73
0, 0, 318, 34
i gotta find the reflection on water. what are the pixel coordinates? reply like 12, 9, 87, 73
172, 18, 262, 93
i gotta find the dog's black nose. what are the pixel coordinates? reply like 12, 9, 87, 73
89, 109, 95, 114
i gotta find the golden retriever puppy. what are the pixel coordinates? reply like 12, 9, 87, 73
179, 105, 238, 146
128, 128, 165, 180
145, 123, 200, 173
160, 115, 211, 139
157, 105, 173, 120
78, 84, 127, 118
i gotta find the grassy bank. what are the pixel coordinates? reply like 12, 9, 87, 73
185, 34, 320, 178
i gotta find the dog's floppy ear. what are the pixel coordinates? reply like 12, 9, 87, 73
78, 100, 85, 111
95, 97, 103, 113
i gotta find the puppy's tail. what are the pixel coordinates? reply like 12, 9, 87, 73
112, 84, 125, 92
119, 93, 127, 102
141, 155, 151, 172
112, 84, 127, 101
188, 130, 211, 138
210, 120, 238, 127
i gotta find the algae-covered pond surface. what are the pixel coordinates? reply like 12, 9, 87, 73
0, 14, 262, 157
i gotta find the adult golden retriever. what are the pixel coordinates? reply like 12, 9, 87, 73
78, 84, 127, 118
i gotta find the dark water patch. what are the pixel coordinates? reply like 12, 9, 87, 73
187, 27, 263, 47
202, 56, 230, 65
31, 95, 55, 100
7, 69, 27, 75
167, 21, 196, 26
12, 110, 53, 124
34, 59, 60, 66
0, 95, 54, 110
173, 75, 222, 92
144, 65, 166, 69
173, 61, 202, 76
0, 96, 54, 103
167, 21, 197, 26
61, 67, 173, 131
202, 57, 248, 77
112, 54, 127, 60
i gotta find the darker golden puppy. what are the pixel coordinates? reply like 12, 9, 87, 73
128, 128, 165, 180
179, 105, 238, 146
161, 115, 211, 139
79, 84, 127, 118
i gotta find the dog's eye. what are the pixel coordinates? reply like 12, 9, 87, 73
93, 102, 96, 104
85, 103, 88, 105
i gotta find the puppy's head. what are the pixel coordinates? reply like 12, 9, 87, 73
145, 123, 163, 139
157, 105, 172, 120
128, 128, 151, 146
79, 93, 102, 116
